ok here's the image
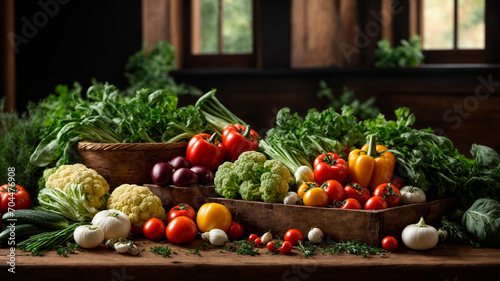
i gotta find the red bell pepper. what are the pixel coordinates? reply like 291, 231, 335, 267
186, 133, 226, 171
221, 124, 259, 162
313, 152, 349, 185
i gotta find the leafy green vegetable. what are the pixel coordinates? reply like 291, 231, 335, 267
30, 84, 211, 167
124, 41, 201, 97
195, 89, 246, 134
260, 105, 365, 174
0, 98, 46, 200
317, 82, 379, 120
375, 35, 424, 67
440, 215, 480, 248
362, 107, 474, 203
462, 198, 500, 247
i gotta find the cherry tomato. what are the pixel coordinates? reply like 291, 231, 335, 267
339, 198, 362, 209
142, 218, 166, 240
254, 237, 262, 245
196, 203, 232, 233
382, 236, 398, 251
167, 203, 196, 223
303, 188, 329, 207
322, 180, 345, 205
284, 229, 303, 246
166, 216, 198, 244
280, 241, 293, 254
297, 182, 318, 198
364, 196, 389, 210
344, 182, 370, 206
373, 183, 401, 207
267, 241, 279, 252
248, 233, 259, 243
0, 184, 32, 214
226, 221, 244, 240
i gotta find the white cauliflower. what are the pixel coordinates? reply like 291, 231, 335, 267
46, 164, 109, 209
107, 184, 165, 228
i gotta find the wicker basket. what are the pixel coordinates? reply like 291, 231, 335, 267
76, 141, 188, 189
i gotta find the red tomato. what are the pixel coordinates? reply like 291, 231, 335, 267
313, 153, 348, 185
280, 241, 293, 254
226, 221, 244, 240
142, 218, 166, 240
364, 196, 389, 210
0, 184, 32, 214
254, 237, 262, 245
266, 241, 278, 252
248, 233, 259, 243
284, 229, 303, 246
322, 180, 345, 205
373, 183, 401, 207
166, 216, 198, 244
167, 203, 196, 223
221, 124, 260, 162
382, 236, 398, 251
186, 133, 226, 171
339, 198, 362, 209
344, 182, 371, 206
390, 176, 405, 189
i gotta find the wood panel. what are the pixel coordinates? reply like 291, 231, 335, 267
0, 0, 15, 112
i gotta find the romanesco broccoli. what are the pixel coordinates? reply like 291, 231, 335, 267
107, 184, 166, 228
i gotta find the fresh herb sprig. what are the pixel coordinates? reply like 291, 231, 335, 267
150, 245, 176, 258
55, 242, 81, 257
321, 240, 385, 258
221, 240, 260, 256
18, 223, 87, 256
294, 241, 317, 258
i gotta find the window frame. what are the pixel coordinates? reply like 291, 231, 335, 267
415, 0, 488, 63
182, 0, 261, 69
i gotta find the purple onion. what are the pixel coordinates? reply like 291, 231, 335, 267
151, 162, 174, 186
172, 168, 199, 187
169, 156, 192, 170
190, 165, 215, 185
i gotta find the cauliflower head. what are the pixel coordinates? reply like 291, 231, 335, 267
107, 184, 166, 228
46, 164, 109, 208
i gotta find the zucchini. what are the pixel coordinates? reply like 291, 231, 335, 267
1, 209, 69, 230
0, 224, 50, 247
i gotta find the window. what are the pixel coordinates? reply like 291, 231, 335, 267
417, 0, 487, 63
184, 0, 259, 68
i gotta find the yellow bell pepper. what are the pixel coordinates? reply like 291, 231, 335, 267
348, 135, 395, 191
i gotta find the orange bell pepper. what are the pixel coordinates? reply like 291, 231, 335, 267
348, 135, 395, 191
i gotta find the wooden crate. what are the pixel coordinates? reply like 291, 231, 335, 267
206, 197, 456, 246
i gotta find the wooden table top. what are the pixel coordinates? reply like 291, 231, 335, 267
1, 238, 499, 281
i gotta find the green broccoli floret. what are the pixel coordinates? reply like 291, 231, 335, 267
214, 151, 291, 202
214, 161, 241, 199
239, 180, 262, 201
233, 151, 267, 182
259, 160, 291, 203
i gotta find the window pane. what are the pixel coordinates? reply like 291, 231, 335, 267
422, 0, 454, 50
458, 0, 485, 49
222, 0, 252, 54
199, 0, 219, 54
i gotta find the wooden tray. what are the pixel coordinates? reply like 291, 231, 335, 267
206, 197, 456, 246
146, 184, 218, 210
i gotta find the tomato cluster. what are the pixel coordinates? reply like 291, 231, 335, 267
142, 202, 237, 244
295, 181, 401, 210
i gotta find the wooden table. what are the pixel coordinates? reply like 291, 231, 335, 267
1, 239, 499, 281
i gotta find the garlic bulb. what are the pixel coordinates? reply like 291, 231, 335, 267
283, 192, 299, 205
308, 227, 323, 244
202, 229, 228, 246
